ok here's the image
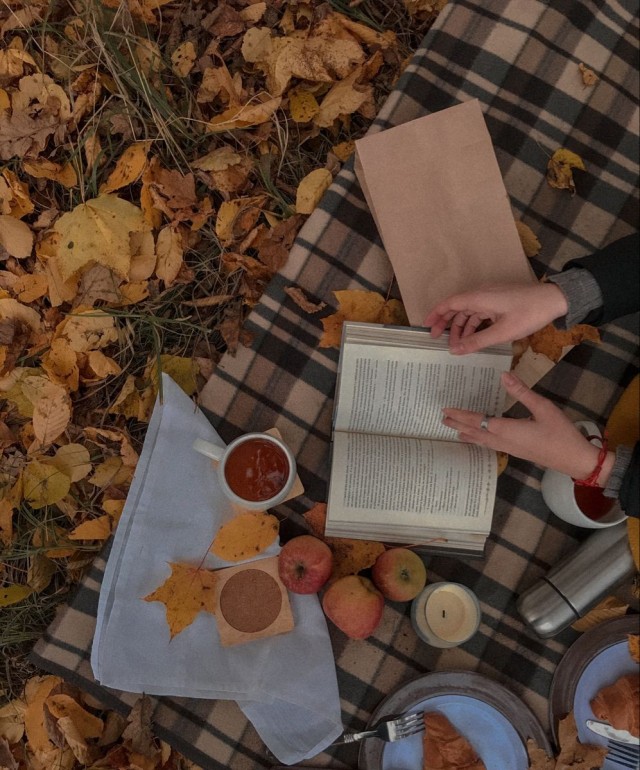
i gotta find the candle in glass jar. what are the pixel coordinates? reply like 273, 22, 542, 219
411, 583, 481, 648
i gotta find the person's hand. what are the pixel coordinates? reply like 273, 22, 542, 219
424, 282, 569, 354
442, 372, 615, 483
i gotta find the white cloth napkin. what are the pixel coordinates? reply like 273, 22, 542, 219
91, 374, 342, 764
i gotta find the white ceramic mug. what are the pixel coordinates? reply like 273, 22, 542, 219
193, 433, 297, 510
540, 420, 626, 529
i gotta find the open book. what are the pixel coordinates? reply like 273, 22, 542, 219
325, 322, 513, 555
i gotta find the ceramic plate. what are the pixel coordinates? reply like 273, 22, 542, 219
549, 615, 639, 761
358, 671, 551, 770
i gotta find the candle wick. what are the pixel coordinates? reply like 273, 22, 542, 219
442, 610, 446, 618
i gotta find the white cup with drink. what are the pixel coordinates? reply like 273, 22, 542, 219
540, 420, 627, 529
193, 433, 297, 510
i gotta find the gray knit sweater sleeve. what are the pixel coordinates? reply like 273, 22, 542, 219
548, 267, 604, 329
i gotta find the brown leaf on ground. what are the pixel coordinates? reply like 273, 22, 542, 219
122, 696, 156, 758
526, 738, 555, 769
24, 675, 62, 753
329, 538, 386, 581
556, 712, 607, 768
578, 63, 599, 87
254, 215, 303, 272
0, 108, 59, 162
302, 503, 385, 579
143, 563, 217, 639
303, 502, 328, 538
100, 141, 151, 194
529, 323, 599, 362
571, 595, 628, 632
320, 290, 408, 348
284, 286, 326, 314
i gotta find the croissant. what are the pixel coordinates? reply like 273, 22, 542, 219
423, 712, 486, 770
590, 672, 640, 737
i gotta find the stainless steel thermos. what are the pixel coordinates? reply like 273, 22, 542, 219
517, 523, 636, 638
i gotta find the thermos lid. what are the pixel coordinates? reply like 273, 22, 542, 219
516, 579, 579, 639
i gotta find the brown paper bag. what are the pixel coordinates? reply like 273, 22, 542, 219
354, 99, 535, 327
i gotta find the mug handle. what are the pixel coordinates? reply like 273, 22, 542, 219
574, 420, 603, 445
192, 438, 224, 462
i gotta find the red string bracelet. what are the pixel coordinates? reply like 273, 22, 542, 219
574, 432, 609, 487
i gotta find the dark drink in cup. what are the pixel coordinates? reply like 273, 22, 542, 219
224, 438, 290, 502
573, 483, 615, 521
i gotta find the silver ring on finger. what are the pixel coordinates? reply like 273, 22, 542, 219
480, 415, 492, 432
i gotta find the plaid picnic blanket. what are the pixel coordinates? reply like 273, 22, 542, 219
32, 1, 639, 768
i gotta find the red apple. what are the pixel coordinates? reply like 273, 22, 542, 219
371, 548, 427, 601
322, 575, 384, 639
278, 535, 333, 594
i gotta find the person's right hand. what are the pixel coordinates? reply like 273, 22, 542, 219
424, 282, 569, 354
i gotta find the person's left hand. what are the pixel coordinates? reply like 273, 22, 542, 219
442, 371, 615, 484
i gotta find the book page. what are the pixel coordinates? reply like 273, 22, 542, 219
326, 432, 496, 532
334, 342, 510, 441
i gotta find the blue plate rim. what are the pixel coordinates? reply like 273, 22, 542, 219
357, 669, 552, 770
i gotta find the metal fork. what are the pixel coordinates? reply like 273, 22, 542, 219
606, 740, 640, 769
331, 711, 424, 746
607, 741, 640, 769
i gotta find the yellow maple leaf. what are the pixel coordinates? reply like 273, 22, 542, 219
52, 194, 146, 281
546, 148, 586, 194
295, 168, 333, 214
319, 290, 408, 348
144, 562, 217, 638
211, 512, 280, 561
